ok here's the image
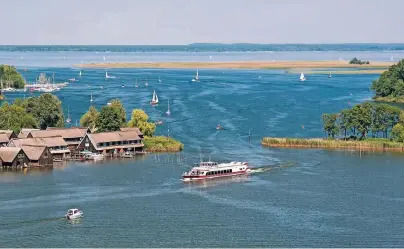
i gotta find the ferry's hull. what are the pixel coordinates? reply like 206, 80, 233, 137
182, 169, 250, 182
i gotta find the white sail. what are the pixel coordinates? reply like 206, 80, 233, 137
196, 69, 199, 80
79, 70, 82, 76
105, 71, 108, 78
155, 92, 159, 103
300, 72, 305, 81
166, 99, 171, 115
152, 90, 156, 102
90, 92, 93, 102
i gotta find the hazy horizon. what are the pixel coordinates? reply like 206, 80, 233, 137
1, 0, 403, 45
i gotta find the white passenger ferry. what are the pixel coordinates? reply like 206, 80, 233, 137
182, 161, 250, 182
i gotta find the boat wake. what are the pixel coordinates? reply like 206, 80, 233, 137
249, 162, 294, 174
0, 217, 65, 227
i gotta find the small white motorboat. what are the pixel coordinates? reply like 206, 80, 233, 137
65, 208, 83, 220
89, 153, 104, 161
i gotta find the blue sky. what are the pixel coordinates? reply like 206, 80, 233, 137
1, 0, 403, 45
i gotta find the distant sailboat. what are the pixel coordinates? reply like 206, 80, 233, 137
79, 70, 82, 77
90, 92, 93, 103
158, 76, 162, 83
191, 69, 199, 82
150, 90, 159, 105
300, 72, 306, 81
105, 70, 116, 79
66, 106, 71, 123
166, 99, 171, 116
328, 72, 332, 78
145, 76, 149, 87
135, 79, 139, 88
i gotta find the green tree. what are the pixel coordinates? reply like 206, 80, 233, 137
371, 59, 404, 99
322, 113, 339, 139
339, 109, 354, 139
399, 111, 404, 125
80, 106, 99, 132
0, 65, 25, 89
355, 103, 372, 139
110, 99, 126, 125
391, 123, 404, 142
127, 109, 156, 137
0, 102, 38, 133
95, 106, 121, 132
24, 93, 65, 129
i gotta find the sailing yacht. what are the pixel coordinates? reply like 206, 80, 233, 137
66, 107, 71, 123
150, 90, 159, 105
105, 70, 116, 79
158, 76, 162, 83
328, 72, 332, 78
135, 79, 139, 88
191, 69, 199, 82
79, 70, 82, 77
300, 72, 306, 81
166, 99, 171, 116
90, 92, 93, 103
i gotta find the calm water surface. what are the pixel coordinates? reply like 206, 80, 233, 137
0, 62, 403, 247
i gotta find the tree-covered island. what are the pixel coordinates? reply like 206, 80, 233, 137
371, 59, 404, 103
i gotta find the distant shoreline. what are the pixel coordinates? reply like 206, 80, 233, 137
74, 60, 394, 69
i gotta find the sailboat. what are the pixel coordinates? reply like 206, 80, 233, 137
90, 92, 93, 103
191, 69, 199, 82
328, 72, 332, 78
300, 72, 306, 81
105, 70, 116, 79
150, 90, 159, 105
145, 76, 149, 87
158, 76, 162, 83
79, 70, 82, 77
66, 106, 71, 123
135, 79, 139, 88
166, 99, 171, 116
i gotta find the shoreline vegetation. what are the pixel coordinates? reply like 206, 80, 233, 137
144, 136, 184, 152
261, 137, 404, 152
372, 59, 404, 103
74, 60, 394, 69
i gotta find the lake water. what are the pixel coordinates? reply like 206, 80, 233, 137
0, 50, 404, 247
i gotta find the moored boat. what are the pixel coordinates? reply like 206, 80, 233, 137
65, 208, 83, 220
182, 161, 250, 182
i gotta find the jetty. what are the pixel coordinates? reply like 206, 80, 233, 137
261, 137, 404, 152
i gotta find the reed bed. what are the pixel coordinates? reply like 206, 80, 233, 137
144, 136, 184, 152
262, 137, 404, 152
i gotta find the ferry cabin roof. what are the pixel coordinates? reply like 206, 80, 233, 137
78, 130, 144, 152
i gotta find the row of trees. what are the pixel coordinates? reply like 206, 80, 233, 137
0, 64, 25, 89
349, 57, 370, 65
371, 59, 404, 99
322, 102, 404, 142
0, 93, 64, 133
80, 101, 156, 136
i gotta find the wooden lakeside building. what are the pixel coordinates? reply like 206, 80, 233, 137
0, 147, 29, 168
0, 130, 18, 147
8, 136, 70, 161
77, 129, 144, 156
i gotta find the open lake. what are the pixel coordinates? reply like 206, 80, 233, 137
0, 48, 403, 247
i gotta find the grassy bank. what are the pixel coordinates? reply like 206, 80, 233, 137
262, 137, 404, 152
373, 96, 404, 103
144, 136, 184, 152
74, 60, 394, 69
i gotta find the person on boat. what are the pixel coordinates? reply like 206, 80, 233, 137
216, 124, 221, 130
